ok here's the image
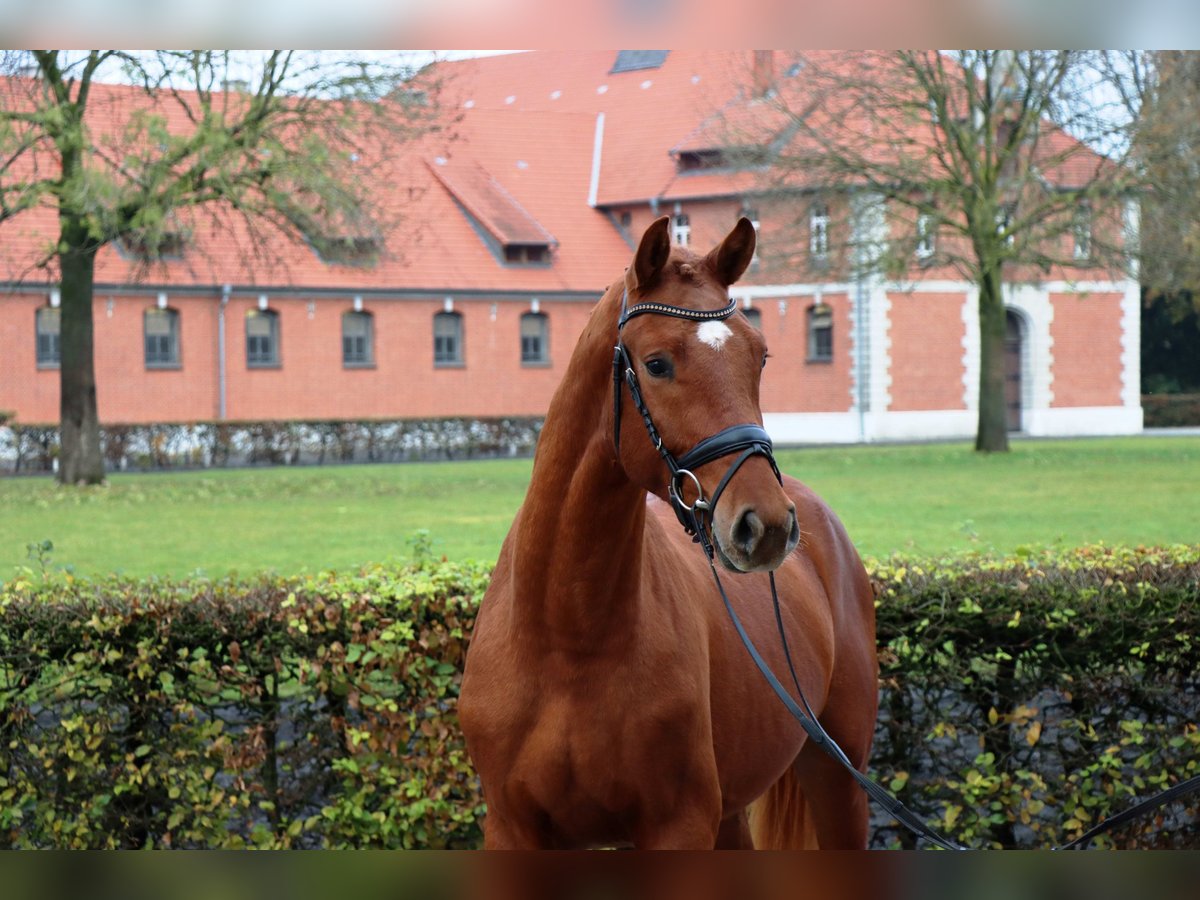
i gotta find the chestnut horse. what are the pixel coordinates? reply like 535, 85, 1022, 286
459, 217, 877, 849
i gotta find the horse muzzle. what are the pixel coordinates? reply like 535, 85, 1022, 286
713, 501, 800, 573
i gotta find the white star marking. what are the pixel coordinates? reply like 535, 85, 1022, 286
696, 320, 733, 350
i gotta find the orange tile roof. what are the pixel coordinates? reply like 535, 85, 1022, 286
427, 157, 557, 247
0, 51, 1120, 299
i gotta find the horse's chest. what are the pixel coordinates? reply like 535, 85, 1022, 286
496, 661, 710, 842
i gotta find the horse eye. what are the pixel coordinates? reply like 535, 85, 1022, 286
644, 358, 672, 378
761, 352, 770, 370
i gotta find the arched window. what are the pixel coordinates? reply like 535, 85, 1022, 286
434, 311, 463, 366
342, 310, 374, 366
144, 307, 180, 367
807, 303, 833, 363
520, 311, 549, 365
35, 306, 61, 368
246, 309, 280, 367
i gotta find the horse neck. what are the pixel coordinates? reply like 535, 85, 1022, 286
511, 287, 648, 646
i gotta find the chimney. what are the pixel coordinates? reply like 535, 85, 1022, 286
752, 50, 775, 99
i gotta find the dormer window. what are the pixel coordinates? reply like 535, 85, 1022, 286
504, 244, 552, 265
116, 230, 187, 261
677, 149, 726, 172
311, 235, 381, 267
611, 51, 669, 74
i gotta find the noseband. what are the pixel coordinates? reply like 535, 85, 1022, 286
612, 287, 780, 558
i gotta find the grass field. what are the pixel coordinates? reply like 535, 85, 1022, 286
2, 436, 1198, 580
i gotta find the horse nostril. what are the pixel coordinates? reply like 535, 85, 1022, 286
788, 508, 800, 547
733, 509, 765, 553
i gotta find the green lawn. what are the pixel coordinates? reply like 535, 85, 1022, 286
2, 436, 1198, 580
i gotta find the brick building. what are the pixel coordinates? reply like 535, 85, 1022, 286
0, 51, 1142, 443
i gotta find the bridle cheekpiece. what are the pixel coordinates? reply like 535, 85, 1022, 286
612, 287, 780, 558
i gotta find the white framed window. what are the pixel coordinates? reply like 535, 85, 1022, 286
1073, 200, 1092, 261
671, 213, 691, 246
996, 203, 1016, 248
916, 213, 936, 262
810, 203, 829, 260
807, 303, 833, 362
434, 311, 463, 366
144, 307, 181, 368
520, 312, 549, 365
246, 309, 280, 367
342, 310, 374, 367
35, 306, 61, 368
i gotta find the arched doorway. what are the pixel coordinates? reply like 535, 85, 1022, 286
1005, 310, 1024, 432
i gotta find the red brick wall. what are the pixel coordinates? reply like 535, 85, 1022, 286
755, 293, 853, 413
2, 292, 603, 424
1050, 292, 1123, 408
0, 294, 62, 424
2, 291, 223, 425
887, 292, 967, 412
225, 296, 600, 421
96, 293, 220, 424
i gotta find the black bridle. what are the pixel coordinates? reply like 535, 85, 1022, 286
611, 284, 1200, 851
612, 287, 779, 556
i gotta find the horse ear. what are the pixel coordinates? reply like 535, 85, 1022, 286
706, 217, 757, 287
628, 216, 672, 293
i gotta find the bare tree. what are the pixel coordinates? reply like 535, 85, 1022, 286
0, 51, 446, 484
740, 51, 1141, 452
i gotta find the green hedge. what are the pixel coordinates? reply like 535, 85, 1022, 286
0, 558, 489, 848
870, 545, 1200, 849
1, 546, 1198, 848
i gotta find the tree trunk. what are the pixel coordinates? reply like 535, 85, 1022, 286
976, 266, 1010, 453
57, 213, 105, 485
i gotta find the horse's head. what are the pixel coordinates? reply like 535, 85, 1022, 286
612, 216, 800, 573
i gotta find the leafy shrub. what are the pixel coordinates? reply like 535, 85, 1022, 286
1, 546, 1197, 848
0, 560, 488, 848
870, 545, 1200, 849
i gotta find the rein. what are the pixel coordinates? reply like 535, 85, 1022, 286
611, 287, 1200, 851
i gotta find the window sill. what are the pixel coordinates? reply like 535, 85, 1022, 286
806, 357, 833, 365
36, 363, 61, 370
146, 362, 182, 370
248, 362, 282, 370
434, 361, 465, 369
521, 360, 552, 368
343, 362, 376, 370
